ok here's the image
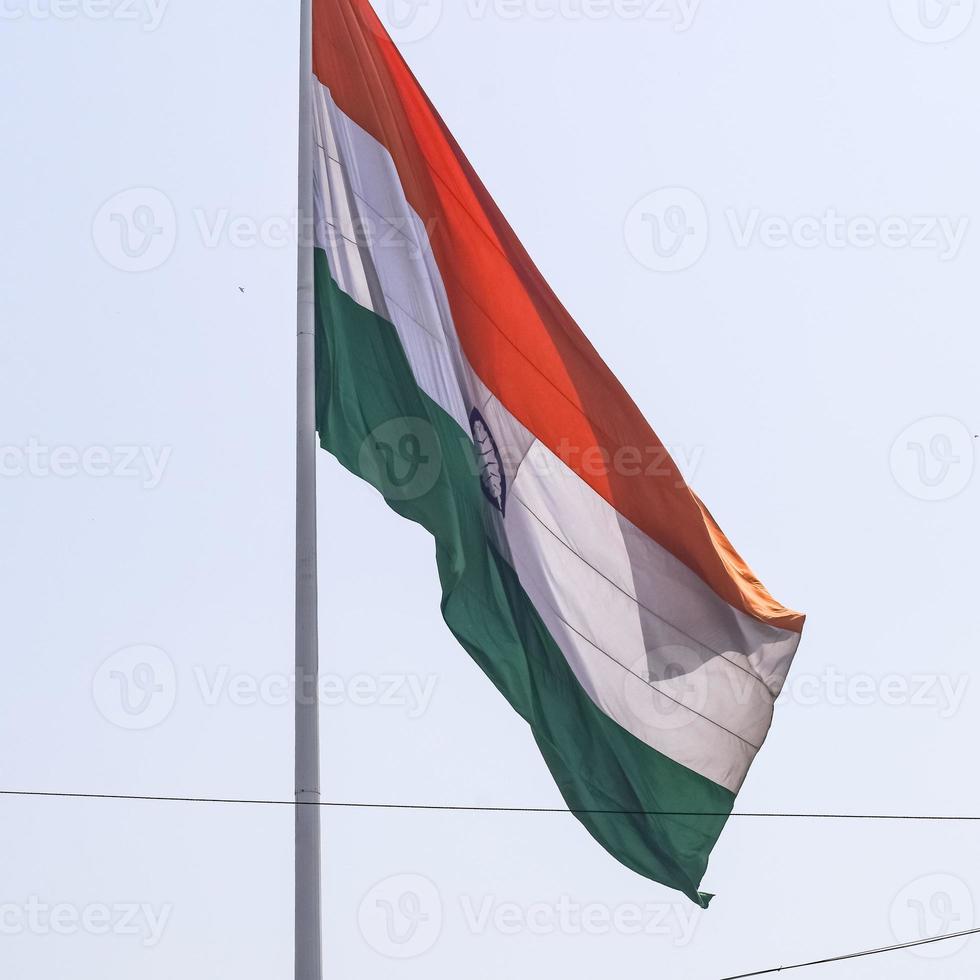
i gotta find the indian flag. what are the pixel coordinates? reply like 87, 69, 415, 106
311, 0, 804, 906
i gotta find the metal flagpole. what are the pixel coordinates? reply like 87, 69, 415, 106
295, 0, 322, 977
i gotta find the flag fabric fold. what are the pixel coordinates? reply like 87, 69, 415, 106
311, 0, 803, 905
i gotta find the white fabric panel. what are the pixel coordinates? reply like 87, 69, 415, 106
313, 83, 470, 431
312, 79, 801, 792
511, 442, 777, 744
505, 456, 757, 789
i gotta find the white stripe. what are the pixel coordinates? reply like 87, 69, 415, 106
313, 81, 801, 793
313, 85, 471, 432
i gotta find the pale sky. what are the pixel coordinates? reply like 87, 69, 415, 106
1, 1, 978, 977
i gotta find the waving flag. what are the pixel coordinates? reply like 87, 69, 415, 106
311, 0, 803, 905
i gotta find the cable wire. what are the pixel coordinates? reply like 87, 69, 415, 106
1, 789, 980, 820
719, 927, 980, 977
4, 789, 977, 974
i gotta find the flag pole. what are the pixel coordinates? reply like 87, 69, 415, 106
295, 0, 322, 977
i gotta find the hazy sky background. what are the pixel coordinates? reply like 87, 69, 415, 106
1, 0, 978, 977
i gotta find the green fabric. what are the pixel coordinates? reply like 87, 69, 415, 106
314, 250, 734, 905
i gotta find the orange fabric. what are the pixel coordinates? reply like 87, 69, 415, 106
313, 0, 804, 634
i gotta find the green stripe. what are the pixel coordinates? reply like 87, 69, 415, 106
314, 250, 734, 906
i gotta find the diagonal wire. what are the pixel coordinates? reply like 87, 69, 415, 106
1, 789, 980, 821
719, 927, 980, 978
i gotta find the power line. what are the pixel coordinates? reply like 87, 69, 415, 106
1, 789, 980, 820
8, 788, 975, 976
719, 927, 980, 978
